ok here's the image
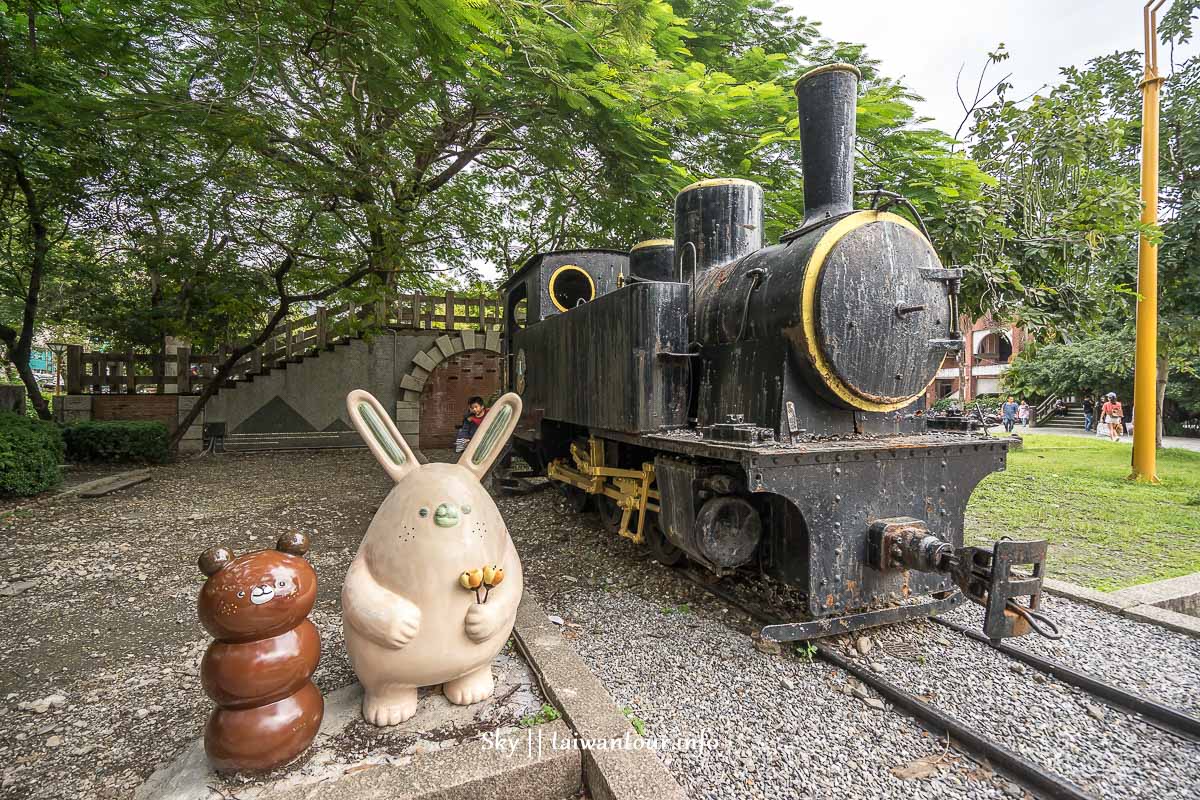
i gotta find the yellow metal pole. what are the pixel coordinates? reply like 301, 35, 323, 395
1131, 1, 1166, 483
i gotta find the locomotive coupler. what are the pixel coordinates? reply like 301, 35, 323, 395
868, 518, 1060, 641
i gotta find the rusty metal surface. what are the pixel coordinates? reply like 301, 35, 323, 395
814, 221, 949, 403
628, 241, 676, 282
509, 282, 690, 434
760, 591, 965, 641
500, 249, 629, 325
673, 180, 764, 280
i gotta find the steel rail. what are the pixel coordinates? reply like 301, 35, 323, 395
931, 616, 1200, 742
675, 570, 1100, 800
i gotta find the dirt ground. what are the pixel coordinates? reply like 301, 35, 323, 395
0, 450, 393, 799
0, 446, 693, 800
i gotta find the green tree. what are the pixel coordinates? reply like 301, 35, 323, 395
0, 0, 153, 417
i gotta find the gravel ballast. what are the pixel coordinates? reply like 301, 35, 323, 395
501, 480, 1200, 800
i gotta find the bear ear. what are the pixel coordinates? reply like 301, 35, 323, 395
458, 393, 523, 481
276, 531, 310, 556
199, 546, 234, 577
346, 389, 418, 483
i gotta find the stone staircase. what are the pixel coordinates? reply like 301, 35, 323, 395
205, 330, 436, 453
1037, 402, 1089, 431
210, 334, 366, 452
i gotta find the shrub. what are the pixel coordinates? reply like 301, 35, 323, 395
63, 420, 171, 464
0, 411, 65, 496
931, 393, 1006, 414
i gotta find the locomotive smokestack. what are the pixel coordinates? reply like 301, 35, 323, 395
794, 63, 861, 232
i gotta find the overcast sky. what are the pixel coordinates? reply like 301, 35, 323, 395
793, 0, 1199, 136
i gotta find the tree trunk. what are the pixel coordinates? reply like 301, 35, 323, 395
2, 159, 52, 419
167, 254, 374, 451
168, 304, 292, 451
1156, 354, 1169, 448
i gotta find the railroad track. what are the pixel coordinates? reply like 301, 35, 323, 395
672, 567, 1200, 800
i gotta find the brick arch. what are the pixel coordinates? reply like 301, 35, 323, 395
393, 330, 502, 452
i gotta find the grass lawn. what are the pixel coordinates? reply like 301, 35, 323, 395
965, 434, 1200, 591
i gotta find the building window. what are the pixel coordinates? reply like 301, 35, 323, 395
975, 330, 1013, 363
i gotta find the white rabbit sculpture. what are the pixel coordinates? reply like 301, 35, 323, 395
342, 389, 524, 726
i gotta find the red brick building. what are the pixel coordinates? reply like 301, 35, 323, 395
927, 316, 1030, 404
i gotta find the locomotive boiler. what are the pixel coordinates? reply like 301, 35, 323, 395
500, 64, 1055, 642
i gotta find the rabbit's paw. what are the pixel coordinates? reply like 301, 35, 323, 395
381, 604, 422, 648
444, 666, 495, 706
464, 601, 506, 642
362, 687, 418, 726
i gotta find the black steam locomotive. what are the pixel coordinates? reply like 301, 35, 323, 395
499, 64, 1054, 642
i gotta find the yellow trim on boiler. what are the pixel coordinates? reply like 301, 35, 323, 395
547, 264, 596, 312
800, 210, 939, 412
675, 177, 762, 198
630, 238, 673, 252
795, 62, 862, 91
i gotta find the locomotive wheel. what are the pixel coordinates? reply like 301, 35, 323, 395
645, 514, 686, 566
597, 495, 624, 534
558, 482, 592, 513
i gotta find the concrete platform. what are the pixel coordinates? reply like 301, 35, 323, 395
1044, 572, 1200, 638
135, 594, 687, 800
135, 646, 577, 800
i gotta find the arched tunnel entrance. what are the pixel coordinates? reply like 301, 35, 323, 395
418, 349, 502, 450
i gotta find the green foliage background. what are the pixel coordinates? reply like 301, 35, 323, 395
0, 411, 63, 496
62, 420, 171, 464
0, 0, 1197, 426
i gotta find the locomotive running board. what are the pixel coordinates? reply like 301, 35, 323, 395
760, 591, 965, 642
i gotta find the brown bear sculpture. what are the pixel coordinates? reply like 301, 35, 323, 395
197, 532, 323, 772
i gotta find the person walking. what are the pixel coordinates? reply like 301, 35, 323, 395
1082, 395, 1095, 432
1018, 400, 1030, 427
1001, 395, 1019, 433
1101, 393, 1124, 442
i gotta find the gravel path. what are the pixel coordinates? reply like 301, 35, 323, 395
501, 481, 1200, 800
0, 450, 392, 799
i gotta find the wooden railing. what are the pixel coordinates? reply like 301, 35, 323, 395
1029, 394, 1059, 428
65, 291, 506, 394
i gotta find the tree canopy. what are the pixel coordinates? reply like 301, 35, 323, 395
2, 0, 1198, 440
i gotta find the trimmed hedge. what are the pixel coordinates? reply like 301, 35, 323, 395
0, 411, 64, 497
63, 420, 171, 464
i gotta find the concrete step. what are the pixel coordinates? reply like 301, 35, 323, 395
221, 431, 364, 451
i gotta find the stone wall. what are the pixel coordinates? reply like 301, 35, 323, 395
204, 331, 437, 440
419, 349, 502, 449
54, 394, 204, 454
395, 329, 502, 452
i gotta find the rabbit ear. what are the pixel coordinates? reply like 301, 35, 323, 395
458, 392, 522, 481
346, 389, 419, 483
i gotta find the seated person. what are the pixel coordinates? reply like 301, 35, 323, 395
454, 396, 488, 453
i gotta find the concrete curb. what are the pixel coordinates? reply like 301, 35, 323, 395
76, 468, 152, 497
264, 720, 580, 800
513, 595, 689, 800
1043, 575, 1200, 639
137, 674, 582, 800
